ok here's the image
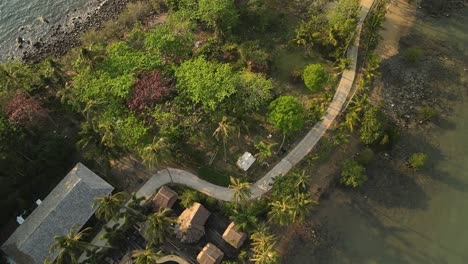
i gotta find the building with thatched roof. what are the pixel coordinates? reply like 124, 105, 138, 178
175, 202, 210, 243
196, 243, 224, 264
152, 186, 177, 210
1, 163, 113, 264
222, 222, 247, 249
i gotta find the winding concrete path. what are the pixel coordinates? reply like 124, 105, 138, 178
86, 0, 375, 251
135, 0, 376, 202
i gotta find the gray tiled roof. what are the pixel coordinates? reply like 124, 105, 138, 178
1, 163, 114, 264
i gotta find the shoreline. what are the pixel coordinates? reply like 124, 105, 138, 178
5, 0, 141, 62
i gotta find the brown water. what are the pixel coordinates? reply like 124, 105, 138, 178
290, 6, 468, 264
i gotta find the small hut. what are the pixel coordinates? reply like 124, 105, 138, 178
152, 186, 177, 210
196, 243, 224, 264
222, 222, 247, 249
175, 202, 210, 243
236, 152, 256, 171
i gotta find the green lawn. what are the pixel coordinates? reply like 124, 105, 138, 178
197, 166, 231, 187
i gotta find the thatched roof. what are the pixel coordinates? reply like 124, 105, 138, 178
222, 222, 247, 249
196, 243, 224, 264
175, 202, 210, 243
1, 163, 113, 264
152, 186, 177, 210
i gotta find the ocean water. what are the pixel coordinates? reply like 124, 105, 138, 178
0, 0, 99, 60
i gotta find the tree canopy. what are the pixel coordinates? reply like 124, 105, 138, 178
303, 64, 328, 91
340, 159, 367, 187
268, 96, 305, 135
198, 0, 239, 35
175, 56, 239, 111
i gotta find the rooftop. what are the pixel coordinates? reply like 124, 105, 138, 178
175, 203, 210, 243
222, 222, 247, 249
236, 152, 256, 171
196, 243, 224, 264
1, 163, 113, 264
152, 186, 178, 210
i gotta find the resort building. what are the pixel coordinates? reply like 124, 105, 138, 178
222, 222, 247, 249
1, 163, 113, 264
175, 202, 210, 243
151, 186, 178, 210
196, 243, 224, 264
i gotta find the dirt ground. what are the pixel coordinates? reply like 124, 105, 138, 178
375, 0, 417, 60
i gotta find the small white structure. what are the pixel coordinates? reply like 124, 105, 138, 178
236, 152, 256, 171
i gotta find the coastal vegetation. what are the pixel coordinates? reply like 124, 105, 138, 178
0, 0, 379, 262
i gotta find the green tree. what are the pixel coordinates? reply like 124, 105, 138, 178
48, 225, 96, 264
237, 71, 273, 112
230, 205, 259, 233
292, 193, 315, 222
93, 192, 144, 222
254, 141, 277, 163
303, 64, 328, 91
213, 116, 236, 162
229, 176, 252, 205
268, 96, 305, 149
408, 152, 428, 170
132, 245, 163, 264
143, 208, 175, 245
250, 223, 279, 264
139, 137, 172, 170
268, 197, 295, 226
175, 57, 239, 111
144, 24, 194, 62
340, 159, 367, 187
179, 189, 202, 208
359, 106, 386, 145
198, 0, 239, 35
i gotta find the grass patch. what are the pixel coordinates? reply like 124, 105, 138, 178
197, 166, 231, 186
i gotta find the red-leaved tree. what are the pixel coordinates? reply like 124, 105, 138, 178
128, 70, 171, 111
3, 93, 47, 127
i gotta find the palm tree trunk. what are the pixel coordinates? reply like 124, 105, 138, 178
223, 140, 227, 162
278, 134, 286, 153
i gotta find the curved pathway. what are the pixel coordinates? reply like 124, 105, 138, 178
86, 0, 375, 251
136, 0, 376, 202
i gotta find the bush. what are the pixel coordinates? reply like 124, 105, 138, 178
403, 47, 423, 64
340, 159, 367, 187
359, 106, 386, 145
303, 64, 328, 91
268, 96, 305, 135
408, 152, 428, 170
417, 106, 437, 122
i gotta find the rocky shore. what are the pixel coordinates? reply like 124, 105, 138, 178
12, 0, 142, 62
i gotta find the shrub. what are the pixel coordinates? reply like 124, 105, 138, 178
128, 70, 172, 111
403, 47, 423, 64
340, 159, 367, 187
417, 106, 437, 122
303, 64, 328, 91
359, 106, 386, 145
268, 96, 305, 135
408, 152, 428, 170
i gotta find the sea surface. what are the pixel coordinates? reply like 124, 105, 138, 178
0, 0, 99, 60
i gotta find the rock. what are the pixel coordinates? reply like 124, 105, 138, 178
33, 42, 42, 49
16, 37, 24, 44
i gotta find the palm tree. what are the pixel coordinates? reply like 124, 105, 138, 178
254, 141, 277, 163
291, 193, 316, 223
143, 208, 175, 245
268, 197, 294, 226
213, 116, 236, 162
93, 192, 146, 223
345, 111, 359, 133
139, 137, 171, 170
93, 192, 128, 221
229, 177, 252, 206
132, 245, 163, 264
230, 206, 258, 233
48, 224, 95, 264
295, 170, 310, 190
250, 223, 279, 264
